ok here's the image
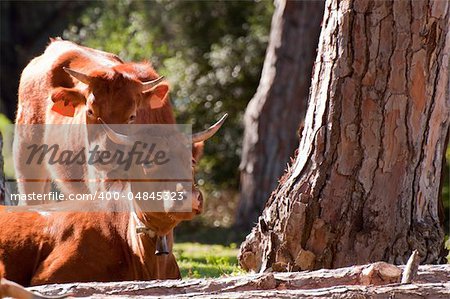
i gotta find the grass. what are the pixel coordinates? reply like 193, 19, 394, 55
173, 242, 244, 278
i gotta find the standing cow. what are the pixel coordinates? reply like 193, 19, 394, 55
14, 38, 172, 200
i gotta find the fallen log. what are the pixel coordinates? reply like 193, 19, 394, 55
29, 264, 449, 298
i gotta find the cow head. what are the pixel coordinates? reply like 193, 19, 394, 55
51, 67, 168, 123
50, 66, 171, 173
99, 114, 227, 236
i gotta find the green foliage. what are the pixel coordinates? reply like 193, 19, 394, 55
443, 145, 450, 234
0, 113, 14, 178
63, 0, 274, 192
173, 242, 243, 278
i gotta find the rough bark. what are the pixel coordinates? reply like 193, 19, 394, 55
29, 264, 450, 298
237, 0, 324, 231
239, 0, 450, 272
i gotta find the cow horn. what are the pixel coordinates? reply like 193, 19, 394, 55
63, 67, 92, 85
98, 118, 133, 145
141, 76, 165, 93
191, 114, 228, 143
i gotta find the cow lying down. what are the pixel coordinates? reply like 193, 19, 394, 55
0, 198, 183, 286
1, 38, 228, 295
0, 115, 227, 289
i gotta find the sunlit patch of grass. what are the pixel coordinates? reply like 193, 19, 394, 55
173, 242, 244, 278
0, 114, 14, 178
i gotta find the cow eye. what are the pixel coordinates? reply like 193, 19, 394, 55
142, 162, 153, 171
87, 109, 94, 117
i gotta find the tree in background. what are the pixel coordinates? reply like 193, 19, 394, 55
239, 0, 449, 272
3, 0, 447, 243
237, 0, 324, 232
0, 0, 86, 119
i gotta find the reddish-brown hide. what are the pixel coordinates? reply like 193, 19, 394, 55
0, 202, 189, 286
14, 38, 174, 198
16, 39, 171, 126
2, 39, 207, 287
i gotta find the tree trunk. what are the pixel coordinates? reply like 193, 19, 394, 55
239, 0, 450, 272
237, 0, 324, 231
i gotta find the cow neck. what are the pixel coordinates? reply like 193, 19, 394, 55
129, 199, 156, 238
126, 195, 159, 280
110, 179, 156, 237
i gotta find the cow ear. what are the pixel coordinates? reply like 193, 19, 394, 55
142, 83, 169, 109
50, 87, 86, 117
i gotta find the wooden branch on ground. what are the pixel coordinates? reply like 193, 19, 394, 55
402, 250, 421, 283
29, 264, 450, 298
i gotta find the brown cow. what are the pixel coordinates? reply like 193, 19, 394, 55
12, 37, 189, 276
3, 39, 227, 287
0, 114, 226, 286
14, 38, 171, 201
